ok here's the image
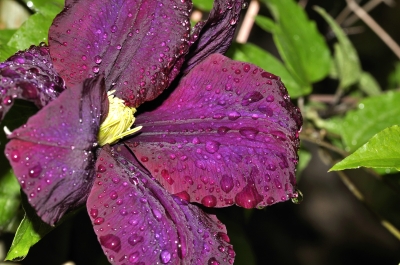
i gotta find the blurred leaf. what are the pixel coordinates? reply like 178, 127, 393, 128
388, 61, 400, 89
315, 7, 361, 89
5, 196, 54, 261
297, 149, 311, 179
227, 42, 310, 98
21, 0, 64, 13
0, 44, 18, 61
330, 125, 400, 171
0, 30, 16, 44
255, 15, 276, 32
192, 0, 213, 11
342, 91, 400, 152
358, 72, 381, 96
0, 169, 21, 231
261, 0, 331, 84
7, 4, 59, 50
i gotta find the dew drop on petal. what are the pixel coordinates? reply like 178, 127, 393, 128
128, 234, 143, 246
160, 250, 171, 264
99, 234, 121, 252
235, 182, 263, 208
128, 251, 140, 263
220, 175, 234, 193
28, 164, 42, 178
201, 195, 217, 207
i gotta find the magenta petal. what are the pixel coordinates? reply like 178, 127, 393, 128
183, 0, 244, 74
5, 76, 107, 225
88, 145, 235, 265
49, 0, 191, 108
127, 54, 302, 209
0, 46, 66, 120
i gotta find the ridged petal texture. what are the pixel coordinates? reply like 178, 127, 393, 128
127, 54, 302, 209
0, 46, 66, 121
5, 76, 107, 225
49, 0, 192, 108
88, 145, 235, 265
183, 0, 244, 73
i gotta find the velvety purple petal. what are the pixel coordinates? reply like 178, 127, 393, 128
0, 45, 66, 121
87, 145, 235, 265
126, 54, 302, 209
182, 0, 244, 74
49, 0, 191, 108
5, 76, 107, 225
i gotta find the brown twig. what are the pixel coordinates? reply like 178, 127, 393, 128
343, 0, 395, 27
236, 0, 260, 44
346, 0, 400, 60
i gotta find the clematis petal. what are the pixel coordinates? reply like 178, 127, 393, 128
127, 54, 302, 209
0, 45, 66, 121
49, 0, 192, 108
5, 76, 107, 225
88, 145, 235, 265
182, 0, 244, 74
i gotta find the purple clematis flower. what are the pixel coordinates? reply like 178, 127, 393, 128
0, 0, 302, 264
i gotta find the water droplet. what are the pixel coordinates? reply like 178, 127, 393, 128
161, 169, 174, 185
234, 181, 263, 208
92, 66, 100, 73
173, 191, 190, 205
239, 127, 259, 139
241, 91, 263, 106
160, 250, 171, 264
220, 175, 234, 193
291, 188, 303, 204
228, 111, 241, 121
217, 232, 230, 243
152, 209, 162, 220
217, 126, 230, 135
201, 195, 217, 207
205, 141, 220, 154
128, 234, 143, 246
111, 25, 118, 33
97, 164, 106, 173
128, 251, 140, 263
28, 164, 42, 178
94, 217, 104, 225
90, 208, 98, 218
10, 150, 20, 162
266, 95, 275, 102
100, 234, 121, 252
109, 191, 118, 200
3, 96, 13, 105
266, 197, 275, 205
94, 55, 102, 64
184, 176, 194, 185
208, 257, 220, 265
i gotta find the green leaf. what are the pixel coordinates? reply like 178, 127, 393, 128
358, 72, 381, 96
5, 196, 53, 261
255, 15, 276, 33
0, 169, 21, 231
341, 91, 400, 152
330, 125, 400, 171
297, 148, 311, 179
314, 6, 361, 89
21, 0, 64, 13
226, 42, 310, 98
192, 0, 213, 11
0, 30, 16, 45
261, 0, 331, 84
8, 10, 56, 50
0, 44, 18, 61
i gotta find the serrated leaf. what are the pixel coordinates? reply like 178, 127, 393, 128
315, 6, 361, 89
330, 125, 400, 171
261, 0, 331, 84
226, 42, 310, 98
342, 91, 400, 152
359, 72, 381, 96
192, 0, 213, 11
255, 15, 276, 33
5, 196, 53, 261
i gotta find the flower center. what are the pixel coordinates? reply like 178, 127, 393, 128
98, 90, 142, 146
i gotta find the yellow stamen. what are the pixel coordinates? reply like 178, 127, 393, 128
98, 90, 142, 146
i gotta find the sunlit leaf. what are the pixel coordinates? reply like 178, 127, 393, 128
5, 196, 53, 261
0, 169, 21, 231
358, 72, 381, 96
330, 125, 400, 171
315, 6, 361, 89
227, 42, 310, 98
341, 91, 400, 152
0, 30, 16, 44
261, 0, 331, 84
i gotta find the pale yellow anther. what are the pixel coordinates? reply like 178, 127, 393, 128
98, 90, 142, 146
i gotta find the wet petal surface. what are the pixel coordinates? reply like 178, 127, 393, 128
0, 46, 66, 121
5, 76, 107, 225
128, 54, 302, 209
49, 0, 191, 107
183, 0, 244, 74
88, 145, 235, 265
